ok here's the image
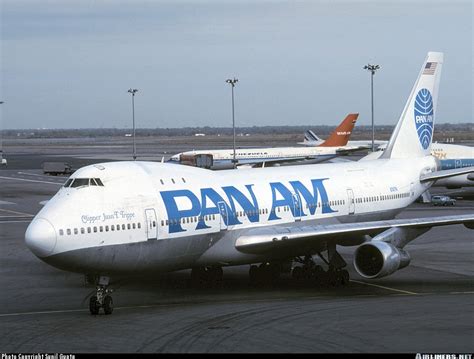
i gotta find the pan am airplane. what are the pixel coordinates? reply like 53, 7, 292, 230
25, 52, 474, 315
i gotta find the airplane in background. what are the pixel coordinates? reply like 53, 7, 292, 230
25, 52, 474, 316
169, 113, 366, 169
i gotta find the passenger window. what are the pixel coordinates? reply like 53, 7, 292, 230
122, 224, 126, 230
116, 225, 120, 231
165, 220, 168, 226
100, 226, 103, 232
105, 226, 109, 232
182, 178, 186, 183
111, 225, 115, 231
74, 228, 78, 235
171, 178, 175, 184
161, 220, 164, 226
133, 223, 136, 229
127, 223, 131, 230
67, 229, 71, 235
94, 227, 97, 233
138, 222, 141, 229
87, 227, 91, 233
153, 221, 156, 227
59, 229, 64, 236
160, 179, 164, 185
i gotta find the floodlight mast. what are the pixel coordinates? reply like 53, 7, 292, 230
363, 64, 380, 152
127, 88, 139, 160
225, 78, 238, 168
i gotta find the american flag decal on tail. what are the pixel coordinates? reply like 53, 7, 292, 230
423, 62, 437, 75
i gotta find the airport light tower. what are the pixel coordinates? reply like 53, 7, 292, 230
225, 78, 238, 168
127, 88, 138, 160
363, 64, 380, 152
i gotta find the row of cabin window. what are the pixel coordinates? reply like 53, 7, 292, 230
355, 192, 410, 204
159, 178, 187, 185
59, 222, 141, 236
159, 200, 348, 227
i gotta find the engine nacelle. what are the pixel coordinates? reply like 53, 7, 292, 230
354, 241, 410, 279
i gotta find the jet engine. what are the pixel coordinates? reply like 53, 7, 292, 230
354, 241, 410, 279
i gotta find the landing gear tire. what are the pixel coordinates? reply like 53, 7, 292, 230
249, 265, 259, 286
103, 295, 113, 315
341, 269, 350, 285
292, 266, 303, 280
190, 267, 223, 288
89, 295, 100, 315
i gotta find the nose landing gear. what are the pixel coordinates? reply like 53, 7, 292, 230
89, 276, 113, 315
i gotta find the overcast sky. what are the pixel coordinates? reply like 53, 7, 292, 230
1, 0, 472, 129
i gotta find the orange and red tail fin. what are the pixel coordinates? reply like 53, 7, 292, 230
318, 113, 359, 147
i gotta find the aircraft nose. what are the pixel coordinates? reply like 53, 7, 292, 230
25, 218, 57, 257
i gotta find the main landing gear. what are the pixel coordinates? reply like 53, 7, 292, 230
249, 244, 350, 287
89, 276, 114, 315
190, 266, 224, 288
292, 254, 349, 287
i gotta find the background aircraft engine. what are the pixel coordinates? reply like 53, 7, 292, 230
354, 241, 410, 279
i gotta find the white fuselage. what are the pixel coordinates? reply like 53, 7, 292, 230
26, 155, 437, 275
170, 145, 362, 164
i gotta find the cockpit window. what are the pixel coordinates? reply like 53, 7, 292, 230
64, 179, 73, 187
65, 178, 105, 188
70, 178, 90, 188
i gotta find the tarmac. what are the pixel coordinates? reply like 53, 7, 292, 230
0, 144, 473, 353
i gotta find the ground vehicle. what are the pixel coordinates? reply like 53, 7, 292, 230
42, 162, 74, 176
431, 195, 456, 206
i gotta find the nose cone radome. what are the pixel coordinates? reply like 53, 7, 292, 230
25, 218, 57, 257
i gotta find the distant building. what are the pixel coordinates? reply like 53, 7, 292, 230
194, 133, 206, 137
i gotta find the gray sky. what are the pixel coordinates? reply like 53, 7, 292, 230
1, 0, 472, 129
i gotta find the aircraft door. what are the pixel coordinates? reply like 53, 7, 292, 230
145, 208, 158, 240
218, 201, 228, 230
347, 188, 355, 215
292, 193, 302, 221
455, 159, 462, 168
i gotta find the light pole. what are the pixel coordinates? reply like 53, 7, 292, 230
363, 64, 380, 152
127, 88, 138, 160
226, 78, 238, 168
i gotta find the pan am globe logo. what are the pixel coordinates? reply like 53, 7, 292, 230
414, 88, 434, 150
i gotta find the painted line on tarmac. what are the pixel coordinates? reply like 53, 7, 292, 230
0, 208, 34, 216
0, 220, 32, 223
0, 176, 63, 185
0, 200, 16, 205
350, 280, 418, 295
17, 171, 53, 178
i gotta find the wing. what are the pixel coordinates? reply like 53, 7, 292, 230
420, 166, 474, 182
235, 214, 474, 254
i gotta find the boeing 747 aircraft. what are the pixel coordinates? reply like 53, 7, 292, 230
25, 52, 474, 315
